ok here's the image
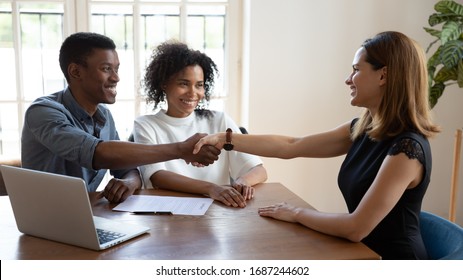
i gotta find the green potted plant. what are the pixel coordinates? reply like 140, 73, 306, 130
424, 0, 463, 108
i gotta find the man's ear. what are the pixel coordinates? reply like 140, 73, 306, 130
68, 63, 81, 80
379, 66, 387, 86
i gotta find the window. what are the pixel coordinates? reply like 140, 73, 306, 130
0, 0, 239, 158
0, 1, 66, 157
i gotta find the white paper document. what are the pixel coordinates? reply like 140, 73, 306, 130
112, 195, 214, 215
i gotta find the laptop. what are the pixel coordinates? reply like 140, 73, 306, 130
0, 165, 149, 251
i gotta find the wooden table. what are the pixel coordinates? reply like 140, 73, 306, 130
0, 183, 380, 260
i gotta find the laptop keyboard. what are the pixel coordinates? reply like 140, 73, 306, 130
96, 228, 126, 244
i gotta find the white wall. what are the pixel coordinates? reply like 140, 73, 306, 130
237, 0, 463, 225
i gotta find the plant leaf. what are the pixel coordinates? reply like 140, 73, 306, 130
428, 46, 442, 67
435, 0, 463, 16
435, 66, 458, 82
429, 83, 445, 109
440, 21, 462, 44
428, 13, 461, 26
424, 27, 441, 38
428, 48, 441, 87
440, 39, 463, 68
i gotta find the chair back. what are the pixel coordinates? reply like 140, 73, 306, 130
0, 169, 6, 196
0, 158, 22, 196
239, 127, 249, 134
420, 211, 463, 260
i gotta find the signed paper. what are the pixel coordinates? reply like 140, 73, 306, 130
112, 195, 213, 215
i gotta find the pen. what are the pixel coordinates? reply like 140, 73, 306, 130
131, 211, 173, 215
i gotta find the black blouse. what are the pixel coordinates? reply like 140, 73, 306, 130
338, 119, 432, 259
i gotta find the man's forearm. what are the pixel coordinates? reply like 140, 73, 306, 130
93, 141, 182, 170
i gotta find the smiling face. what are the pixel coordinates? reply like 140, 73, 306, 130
345, 47, 386, 116
164, 65, 205, 118
69, 48, 120, 115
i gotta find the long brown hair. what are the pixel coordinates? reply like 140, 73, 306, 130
351, 31, 440, 140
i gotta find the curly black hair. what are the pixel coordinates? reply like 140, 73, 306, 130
143, 41, 218, 116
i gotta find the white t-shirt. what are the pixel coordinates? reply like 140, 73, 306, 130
133, 110, 263, 188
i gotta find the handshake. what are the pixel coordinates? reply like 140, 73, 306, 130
181, 133, 225, 167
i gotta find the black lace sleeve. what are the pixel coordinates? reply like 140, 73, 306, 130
388, 137, 425, 166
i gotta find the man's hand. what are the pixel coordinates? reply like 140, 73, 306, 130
193, 133, 224, 154
96, 170, 141, 203
181, 133, 221, 166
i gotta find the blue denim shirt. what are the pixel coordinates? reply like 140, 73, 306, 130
21, 88, 135, 191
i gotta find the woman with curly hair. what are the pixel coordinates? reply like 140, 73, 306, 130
133, 41, 267, 208
194, 31, 440, 259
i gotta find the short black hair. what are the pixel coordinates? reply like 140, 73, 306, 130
59, 32, 116, 82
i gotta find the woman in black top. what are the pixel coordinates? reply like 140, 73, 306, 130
193, 31, 440, 259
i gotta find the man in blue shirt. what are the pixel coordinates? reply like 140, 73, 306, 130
21, 32, 219, 203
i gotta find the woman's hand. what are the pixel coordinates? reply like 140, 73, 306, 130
258, 202, 300, 223
209, 184, 247, 208
181, 133, 221, 165
232, 180, 255, 201
193, 133, 225, 154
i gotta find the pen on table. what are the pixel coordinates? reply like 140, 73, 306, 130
131, 211, 173, 215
